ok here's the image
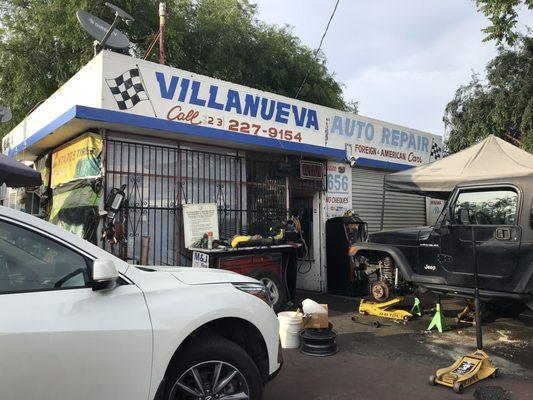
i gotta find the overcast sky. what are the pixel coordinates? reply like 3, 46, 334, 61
254, 0, 532, 138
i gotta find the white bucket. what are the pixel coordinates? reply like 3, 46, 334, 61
278, 311, 304, 349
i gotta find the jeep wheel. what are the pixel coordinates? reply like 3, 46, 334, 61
165, 336, 263, 400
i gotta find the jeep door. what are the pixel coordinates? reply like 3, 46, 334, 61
439, 186, 521, 291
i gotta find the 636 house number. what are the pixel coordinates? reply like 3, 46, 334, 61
228, 119, 303, 142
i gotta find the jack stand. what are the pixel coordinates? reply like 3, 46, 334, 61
427, 302, 449, 333
359, 296, 412, 322
429, 226, 497, 394
410, 297, 422, 317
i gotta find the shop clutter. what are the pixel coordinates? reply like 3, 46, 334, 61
191, 219, 303, 250
278, 299, 338, 357
188, 215, 304, 313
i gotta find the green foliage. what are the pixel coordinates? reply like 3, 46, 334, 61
444, 37, 533, 153
0, 0, 347, 137
476, 0, 533, 46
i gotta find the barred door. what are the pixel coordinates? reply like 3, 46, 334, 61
105, 139, 287, 265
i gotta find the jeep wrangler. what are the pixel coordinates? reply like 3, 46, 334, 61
354, 180, 533, 316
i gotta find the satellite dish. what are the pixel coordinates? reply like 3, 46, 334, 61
105, 2, 135, 25
0, 106, 12, 123
77, 10, 130, 49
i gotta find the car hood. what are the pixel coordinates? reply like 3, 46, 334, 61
133, 266, 259, 285
367, 226, 433, 246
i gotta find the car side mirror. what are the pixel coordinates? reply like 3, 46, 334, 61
92, 259, 119, 291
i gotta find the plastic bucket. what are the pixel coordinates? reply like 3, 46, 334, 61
278, 311, 304, 349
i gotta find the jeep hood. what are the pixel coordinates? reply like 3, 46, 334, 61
368, 226, 433, 246
134, 265, 259, 285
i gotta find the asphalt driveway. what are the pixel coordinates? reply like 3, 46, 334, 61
265, 291, 533, 400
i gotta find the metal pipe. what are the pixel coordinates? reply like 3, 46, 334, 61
141, 235, 151, 265
100, 15, 120, 50
472, 226, 483, 350
159, 2, 167, 65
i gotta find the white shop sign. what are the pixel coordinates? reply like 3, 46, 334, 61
182, 203, 219, 248
325, 161, 352, 219
192, 251, 210, 268
426, 197, 446, 226
100, 52, 442, 167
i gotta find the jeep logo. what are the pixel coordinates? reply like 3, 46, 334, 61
424, 264, 437, 271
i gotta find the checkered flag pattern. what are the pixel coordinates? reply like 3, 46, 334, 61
106, 68, 149, 110
430, 141, 442, 160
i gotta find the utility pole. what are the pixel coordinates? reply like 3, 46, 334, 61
159, 2, 167, 65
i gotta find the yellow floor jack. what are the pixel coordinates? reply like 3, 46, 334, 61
358, 296, 413, 322
429, 227, 498, 394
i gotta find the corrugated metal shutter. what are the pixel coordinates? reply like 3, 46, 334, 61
383, 190, 427, 230
352, 167, 426, 233
352, 168, 386, 233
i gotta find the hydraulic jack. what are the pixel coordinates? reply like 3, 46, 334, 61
429, 226, 497, 394
358, 296, 412, 322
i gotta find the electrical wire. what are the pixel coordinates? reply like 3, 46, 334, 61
294, 0, 341, 99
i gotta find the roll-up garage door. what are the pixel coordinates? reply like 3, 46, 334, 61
352, 167, 426, 233
352, 168, 387, 233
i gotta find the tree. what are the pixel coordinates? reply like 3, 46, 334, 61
476, 0, 532, 46
0, 0, 348, 138
444, 37, 533, 153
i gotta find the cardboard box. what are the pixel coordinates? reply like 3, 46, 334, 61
304, 304, 328, 329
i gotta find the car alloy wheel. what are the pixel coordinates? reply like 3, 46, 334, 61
260, 277, 280, 305
169, 360, 250, 400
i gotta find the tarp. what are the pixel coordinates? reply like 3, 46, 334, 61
50, 179, 102, 239
0, 153, 42, 187
385, 135, 533, 199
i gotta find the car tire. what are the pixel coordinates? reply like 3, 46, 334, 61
486, 299, 527, 318
249, 268, 287, 313
165, 335, 263, 400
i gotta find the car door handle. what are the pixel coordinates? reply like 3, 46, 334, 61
495, 228, 511, 241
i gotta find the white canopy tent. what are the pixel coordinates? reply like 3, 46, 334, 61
385, 135, 533, 199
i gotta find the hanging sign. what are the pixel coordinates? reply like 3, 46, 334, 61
300, 160, 324, 181
192, 251, 210, 268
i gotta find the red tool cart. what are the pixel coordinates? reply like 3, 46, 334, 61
189, 244, 298, 313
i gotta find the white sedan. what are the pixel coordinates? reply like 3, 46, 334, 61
0, 206, 282, 400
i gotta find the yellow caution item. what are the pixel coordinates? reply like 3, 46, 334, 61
429, 350, 498, 394
358, 297, 413, 322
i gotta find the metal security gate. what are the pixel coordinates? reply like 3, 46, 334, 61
352, 167, 426, 233
105, 138, 287, 266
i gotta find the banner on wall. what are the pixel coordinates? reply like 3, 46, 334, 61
325, 162, 352, 219
51, 133, 102, 189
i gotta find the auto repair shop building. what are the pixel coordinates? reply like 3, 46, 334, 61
2, 50, 443, 292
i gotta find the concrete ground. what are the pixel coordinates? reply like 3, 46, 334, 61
264, 291, 533, 400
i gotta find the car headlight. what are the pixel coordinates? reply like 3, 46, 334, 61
232, 282, 272, 307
